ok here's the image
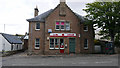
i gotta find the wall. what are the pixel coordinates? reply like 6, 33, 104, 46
0, 34, 11, 51
28, 22, 45, 54
44, 4, 81, 54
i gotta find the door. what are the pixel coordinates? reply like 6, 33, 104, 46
69, 38, 75, 53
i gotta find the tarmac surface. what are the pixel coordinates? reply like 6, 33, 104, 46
1, 52, 119, 66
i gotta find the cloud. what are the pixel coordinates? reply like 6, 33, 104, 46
0, 0, 94, 35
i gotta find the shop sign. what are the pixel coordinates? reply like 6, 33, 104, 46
50, 33, 76, 37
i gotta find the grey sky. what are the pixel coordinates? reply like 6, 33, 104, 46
0, 0, 95, 35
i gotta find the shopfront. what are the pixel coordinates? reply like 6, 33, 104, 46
49, 33, 76, 53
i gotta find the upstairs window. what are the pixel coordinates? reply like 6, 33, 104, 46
36, 22, 40, 30
61, 22, 65, 30
84, 25, 88, 31
55, 21, 70, 30
56, 22, 60, 30
84, 39, 88, 49
66, 22, 70, 30
35, 38, 40, 49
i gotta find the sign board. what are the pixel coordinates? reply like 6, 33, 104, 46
48, 29, 52, 33
50, 33, 76, 37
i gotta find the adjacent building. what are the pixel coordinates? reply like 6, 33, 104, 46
0, 33, 23, 52
27, 0, 94, 55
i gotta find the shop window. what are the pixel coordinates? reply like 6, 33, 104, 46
66, 22, 70, 30
49, 38, 64, 49
84, 25, 88, 31
55, 38, 59, 49
50, 38, 54, 49
36, 22, 40, 30
35, 38, 40, 49
84, 39, 88, 49
60, 39, 64, 49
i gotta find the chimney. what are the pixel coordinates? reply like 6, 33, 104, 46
59, 0, 66, 16
34, 6, 39, 17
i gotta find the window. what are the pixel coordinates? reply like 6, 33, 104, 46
60, 39, 64, 49
66, 22, 70, 30
55, 21, 70, 30
50, 39, 54, 49
36, 22, 40, 30
61, 22, 65, 30
84, 39, 88, 49
49, 38, 64, 49
84, 25, 88, 31
56, 22, 60, 30
35, 38, 40, 49
55, 39, 59, 49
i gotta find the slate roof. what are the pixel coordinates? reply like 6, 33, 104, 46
1, 33, 22, 44
27, 9, 85, 23
27, 9, 53, 22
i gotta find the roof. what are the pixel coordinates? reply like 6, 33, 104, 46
27, 5, 85, 23
24, 35, 29, 39
27, 9, 53, 22
1, 33, 22, 44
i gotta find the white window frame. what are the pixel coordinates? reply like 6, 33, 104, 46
60, 21, 65, 30
49, 38, 55, 49
65, 22, 70, 31
84, 39, 88, 49
55, 21, 60, 30
35, 22, 40, 30
49, 38, 64, 49
55, 38, 60, 49
35, 38, 40, 49
84, 25, 88, 31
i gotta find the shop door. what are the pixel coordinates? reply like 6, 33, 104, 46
69, 38, 75, 53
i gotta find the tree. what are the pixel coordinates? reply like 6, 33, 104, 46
83, 1, 120, 52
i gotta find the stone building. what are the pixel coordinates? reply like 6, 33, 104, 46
27, 0, 94, 55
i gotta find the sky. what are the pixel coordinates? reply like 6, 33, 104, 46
0, 0, 96, 35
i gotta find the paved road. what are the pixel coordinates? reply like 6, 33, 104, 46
1, 52, 118, 66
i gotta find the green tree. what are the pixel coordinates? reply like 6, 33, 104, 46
83, 1, 120, 52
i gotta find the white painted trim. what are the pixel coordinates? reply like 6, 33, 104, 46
35, 22, 40, 30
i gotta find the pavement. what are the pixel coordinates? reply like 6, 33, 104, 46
1, 52, 119, 66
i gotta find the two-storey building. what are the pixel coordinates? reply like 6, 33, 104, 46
27, 0, 94, 55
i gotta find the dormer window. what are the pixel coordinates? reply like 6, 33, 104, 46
84, 25, 88, 31
36, 22, 40, 30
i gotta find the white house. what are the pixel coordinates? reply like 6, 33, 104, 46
0, 33, 23, 52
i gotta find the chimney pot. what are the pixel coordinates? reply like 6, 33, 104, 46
34, 6, 39, 17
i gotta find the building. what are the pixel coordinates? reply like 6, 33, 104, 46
0, 33, 23, 52
23, 33, 29, 50
27, 0, 94, 55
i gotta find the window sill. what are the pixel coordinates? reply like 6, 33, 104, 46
84, 47, 88, 50
34, 47, 40, 50
55, 48, 59, 49
49, 48, 54, 50
60, 48, 64, 49
55, 29, 71, 31
84, 30, 88, 32
35, 29, 40, 31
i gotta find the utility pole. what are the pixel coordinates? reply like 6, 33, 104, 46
4, 24, 5, 33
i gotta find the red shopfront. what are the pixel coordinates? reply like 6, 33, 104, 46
50, 33, 76, 53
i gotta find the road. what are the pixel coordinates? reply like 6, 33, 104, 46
1, 52, 118, 66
